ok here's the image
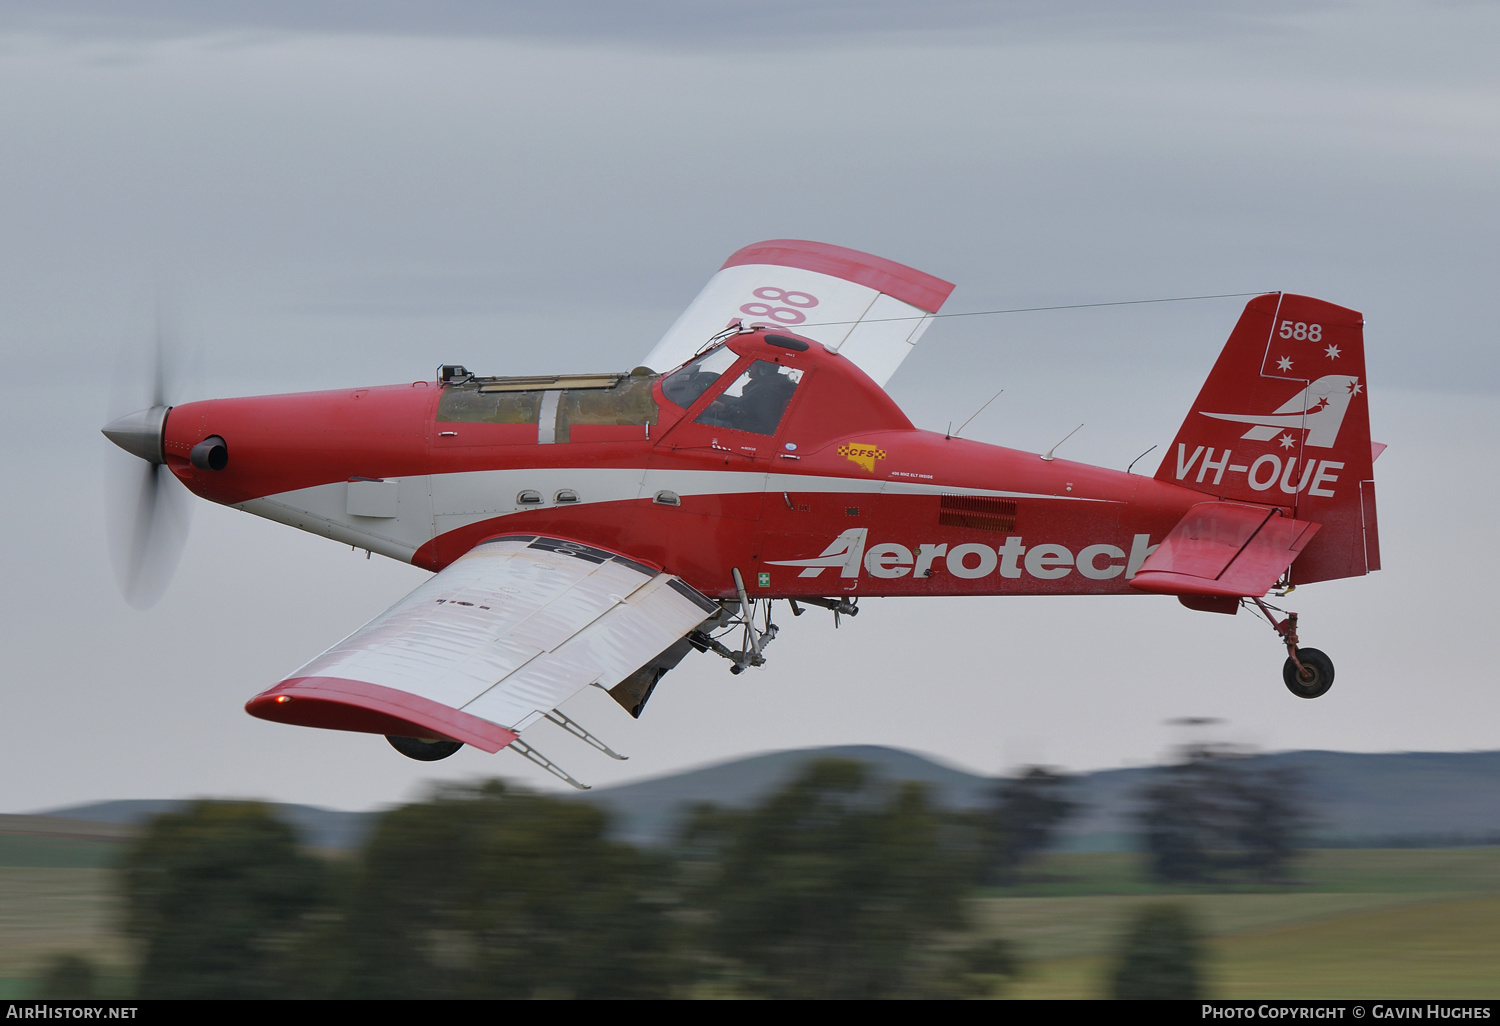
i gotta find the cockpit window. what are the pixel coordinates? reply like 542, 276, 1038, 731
694, 360, 804, 436
660, 345, 740, 410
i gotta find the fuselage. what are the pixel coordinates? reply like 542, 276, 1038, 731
160, 330, 1222, 601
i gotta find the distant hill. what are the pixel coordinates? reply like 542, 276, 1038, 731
25, 747, 1500, 852
580, 744, 993, 845
1058, 750, 1500, 851
40, 799, 377, 851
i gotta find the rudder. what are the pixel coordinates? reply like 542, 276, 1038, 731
1154, 293, 1377, 584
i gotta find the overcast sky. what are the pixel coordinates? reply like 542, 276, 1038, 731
1, 0, 1496, 812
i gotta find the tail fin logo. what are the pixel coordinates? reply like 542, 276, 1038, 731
1200, 375, 1361, 449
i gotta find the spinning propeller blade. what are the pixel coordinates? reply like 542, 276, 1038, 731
101, 308, 196, 609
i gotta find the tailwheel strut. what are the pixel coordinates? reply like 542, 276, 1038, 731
1251, 598, 1335, 699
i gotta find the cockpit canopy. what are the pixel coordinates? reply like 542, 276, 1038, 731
659, 329, 914, 446
661, 346, 804, 437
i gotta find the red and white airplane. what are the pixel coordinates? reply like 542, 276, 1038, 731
103, 241, 1380, 783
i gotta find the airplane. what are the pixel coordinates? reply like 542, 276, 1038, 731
102, 240, 1380, 785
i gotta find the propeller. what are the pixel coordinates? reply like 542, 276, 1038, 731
101, 310, 197, 609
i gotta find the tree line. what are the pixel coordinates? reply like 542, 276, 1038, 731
44, 745, 1306, 999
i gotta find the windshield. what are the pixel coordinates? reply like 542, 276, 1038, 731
693, 360, 804, 436
660, 345, 740, 409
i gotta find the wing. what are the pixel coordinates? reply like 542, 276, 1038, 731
1129, 501, 1322, 600
641, 239, 955, 388
245, 535, 719, 751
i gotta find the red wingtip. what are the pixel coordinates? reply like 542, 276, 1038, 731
246, 676, 518, 753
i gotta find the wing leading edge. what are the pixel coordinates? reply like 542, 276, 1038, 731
642, 239, 955, 387
246, 535, 719, 751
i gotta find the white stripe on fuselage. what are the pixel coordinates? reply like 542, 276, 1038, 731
235, 466, 1118, 564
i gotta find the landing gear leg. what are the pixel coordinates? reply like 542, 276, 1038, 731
1252, 599, 1335, 699
690, 570, 782, 675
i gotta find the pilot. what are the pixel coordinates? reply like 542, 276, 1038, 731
738, 360, 797, 434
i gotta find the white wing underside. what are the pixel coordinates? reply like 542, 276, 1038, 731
641, 240, 954, 388
277, 536, 718, 747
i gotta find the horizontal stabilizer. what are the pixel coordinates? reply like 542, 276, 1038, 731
1130, 501, 1320, 599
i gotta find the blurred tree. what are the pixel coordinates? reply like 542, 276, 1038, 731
980, 766, 1076, 884
33, 954, 98, 999
119, 801, 328, 998
338, 780, 674, 999
680, 758, 1015, 999
1137, 745, 1307, 884
1228, 763, 1306, 882
1138, 751, 1223, 883
1109, 903, 1205, 999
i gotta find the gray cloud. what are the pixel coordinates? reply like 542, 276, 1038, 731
0, 0, 1326, 46
1, 0, 1497, 811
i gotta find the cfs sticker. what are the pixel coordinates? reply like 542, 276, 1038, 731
838, 442, 887, 473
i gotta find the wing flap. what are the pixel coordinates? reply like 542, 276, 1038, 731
1129, 501, 1321, 598
246, 536, 718, 749
462, 574, 710, 729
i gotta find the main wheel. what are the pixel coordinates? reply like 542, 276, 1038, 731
1282, 647, 1334, 699
386, 735, 463, 761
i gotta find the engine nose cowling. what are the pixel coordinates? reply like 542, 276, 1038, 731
160, 384, 439, 507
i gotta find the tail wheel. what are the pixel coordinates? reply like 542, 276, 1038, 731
386, 735, 463, 761
1282, 647, 1334, 699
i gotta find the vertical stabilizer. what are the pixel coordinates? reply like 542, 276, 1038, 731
1154, 294, 1376, 584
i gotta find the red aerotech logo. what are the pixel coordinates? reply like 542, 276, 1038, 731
767, 528, 1157, 582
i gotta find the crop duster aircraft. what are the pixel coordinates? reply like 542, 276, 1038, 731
102, 241, 1380, 784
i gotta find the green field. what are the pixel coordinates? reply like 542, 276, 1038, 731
0, 867, 130, 997
0, 824, 132, 996
1, 837, 1497, 998
984, 848, 1500, 999
997, 895, 1500, 999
